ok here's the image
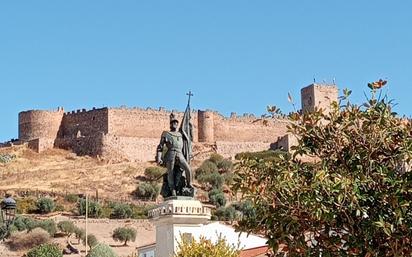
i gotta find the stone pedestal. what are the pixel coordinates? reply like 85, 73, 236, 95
148, 197, 212, 257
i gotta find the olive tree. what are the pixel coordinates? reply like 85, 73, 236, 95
233, 82, 412, 256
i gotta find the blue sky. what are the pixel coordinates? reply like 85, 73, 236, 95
1, 1, 411, 142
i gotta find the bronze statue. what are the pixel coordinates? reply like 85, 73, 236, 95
156, 92, 194, 198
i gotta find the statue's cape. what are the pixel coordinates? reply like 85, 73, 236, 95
179, 103, 193, 164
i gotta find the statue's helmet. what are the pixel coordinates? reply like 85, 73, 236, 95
170, 113, 179, 124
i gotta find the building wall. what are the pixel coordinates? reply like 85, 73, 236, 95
301, 84, 338, 113
60, 108, 109, 138
18, 84, 338, 159
213, 113, 288, 143
18, 108, 64, 142
108, 108, 199, 142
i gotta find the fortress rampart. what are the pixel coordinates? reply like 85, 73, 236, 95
16, 83, 338, 162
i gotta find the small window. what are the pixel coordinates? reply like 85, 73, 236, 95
92, 116, 96, 121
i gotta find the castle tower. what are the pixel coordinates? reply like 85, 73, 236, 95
18, 108, 64, 141
197, 110, 214, 143
301, 84, 338, 114
18, 108, 64, 152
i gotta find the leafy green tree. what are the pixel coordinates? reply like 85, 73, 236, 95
233, 83, 412, 256
111, 203, 133, 219
57, 220, 76, 237
36, 197, 55, 214
198, 172, 225, 189
209, 153, 224, 165
28, 219, 57, 237
217, 159, 233, 173
78, 199, 102, 218
195, 160, 218, 179
13, 215, 36, 231
86, 243, 118, 257
112, 227, 137, 246
74, 227, 85, 244
208, 189, 226, 208
133, 182, 160, 200
82, 234, 98, 250
27, 243, 62, 257
175, 235, 240, 257
214, 206, 237, 222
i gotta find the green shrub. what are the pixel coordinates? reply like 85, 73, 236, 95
198, 172, 224, 189
0, 153, 16, 164
36, 198, 55, 214
29, 219, 57, 237
16, 197, 37, 214
8, 228, 50, 250
111, 203, 133, 219
78, 199, 102, 218
74, 227, 85, 244
208, 189, 226, 208
54, 204, 65, 212
209, 153, 224, 164
131, 204, 155, 219
232, 200, 256, 219
86, 243, 118, 257
112, 227, 137, 246
214, 206, 237, 222
26, 243, 62, 257
217, 159, 233, 173
144, 166, 166, 180
133, 182, 160, 200
234, 149, 288, 161
195, 160, 218, 179
13, 215, 36, 231
64, 194, 79, 203
222, 173, 235, 184
57, 220, 76, 236
83, 234, 98, 250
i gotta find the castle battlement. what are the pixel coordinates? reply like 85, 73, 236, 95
16, 83, 339, 162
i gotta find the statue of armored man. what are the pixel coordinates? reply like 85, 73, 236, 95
156, 92, 194, 198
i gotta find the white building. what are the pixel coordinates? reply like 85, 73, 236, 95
137, 198, 268, 257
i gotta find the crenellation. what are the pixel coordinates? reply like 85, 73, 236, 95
16, 83, 339, 162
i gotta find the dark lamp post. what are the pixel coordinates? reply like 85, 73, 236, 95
1, 196, 16, 228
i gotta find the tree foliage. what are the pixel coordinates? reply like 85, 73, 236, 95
175, 235, 240, 257
144, 166, 166, 180
36, 197, 55, 214
111, 203, 133, 219
233, 84, 412, 256
208, 189, 226, 208
86, 243, 118, 257
133, 182, 160, 200
83, 234, 98, 250
26, 243, 62, 257
57, 221, 76, 236
78, 199, 102, 218
112, 227, 137, 246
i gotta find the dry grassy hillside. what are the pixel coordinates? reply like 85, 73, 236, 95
0, 145, 167, 201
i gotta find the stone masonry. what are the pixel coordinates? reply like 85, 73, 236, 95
17, 84, 338, 162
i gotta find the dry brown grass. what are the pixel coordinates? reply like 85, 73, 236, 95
0, 146, 150, 201
8, 228, 50, 251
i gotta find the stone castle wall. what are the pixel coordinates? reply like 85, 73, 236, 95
17, 84, 339, 160
18, 108, 64, 142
